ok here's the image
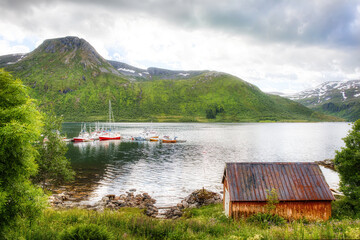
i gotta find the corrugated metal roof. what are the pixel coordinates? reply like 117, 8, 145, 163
223, 162, 335, 201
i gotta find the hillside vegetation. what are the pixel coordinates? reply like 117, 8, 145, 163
3, 36, 341, 122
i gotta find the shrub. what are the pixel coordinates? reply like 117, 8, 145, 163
247, 213, 286, 228
60, 223, 113, 240
334, 119, 360, 213
332, 197, 358, 219
0, 69, 46, 236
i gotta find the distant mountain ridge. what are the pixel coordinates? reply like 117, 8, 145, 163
0, 53, 26, 68
0, 36, 341, 122
287, 80, 360, 121
0, 36, 207, 81
108, 60, 207, 81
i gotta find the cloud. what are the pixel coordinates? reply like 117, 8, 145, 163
4, 0, 359, 46
0, 0, 359, 93
0, 39, 30, 55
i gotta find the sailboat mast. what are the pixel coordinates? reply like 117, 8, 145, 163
109, 100, 111, 124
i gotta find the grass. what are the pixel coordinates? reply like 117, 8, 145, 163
4, 204, 360, 240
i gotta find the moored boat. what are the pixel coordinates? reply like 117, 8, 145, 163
134, 136, 146, 141
144, 132, 159, 141
99, 135, 121, 141
98, 100, 121, 141
159, 136, 186, 143
161, 139, 177, 143
72, 123, 94, 142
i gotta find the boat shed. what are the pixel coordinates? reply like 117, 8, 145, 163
222, 162, 335, 221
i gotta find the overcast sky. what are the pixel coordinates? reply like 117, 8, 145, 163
1, 0, 359, 93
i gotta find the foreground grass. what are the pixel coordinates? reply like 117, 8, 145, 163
4, 204, 360, 240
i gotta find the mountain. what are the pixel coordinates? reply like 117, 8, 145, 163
0, 53, 26, 68
1, 36, 341, 122
288, 80, 360, 121
108, 60, 207, 81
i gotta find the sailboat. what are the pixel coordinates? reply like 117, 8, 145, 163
72, 123, 94, 142
99, 100, 121, 141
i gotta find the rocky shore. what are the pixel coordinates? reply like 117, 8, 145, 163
315, 159, 335, 171
163, 189, 222, 219
49, 188, 222, 219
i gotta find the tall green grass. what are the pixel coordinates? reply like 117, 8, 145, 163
4, 204, 360, 239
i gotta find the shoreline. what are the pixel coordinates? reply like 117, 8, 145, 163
49, 189, 223, 219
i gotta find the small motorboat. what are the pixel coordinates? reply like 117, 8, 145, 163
161, 139, 177, 143
143, 130, 159, 140
160, 136, 180, 143
160, 136, 186, 143
134, 136, 146, 141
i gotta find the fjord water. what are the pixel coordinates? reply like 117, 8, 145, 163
63, 122, 350, 207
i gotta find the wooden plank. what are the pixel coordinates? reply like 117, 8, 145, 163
231, 201, 332, 221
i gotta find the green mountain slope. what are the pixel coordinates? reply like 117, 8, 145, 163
2, 36, 341, 122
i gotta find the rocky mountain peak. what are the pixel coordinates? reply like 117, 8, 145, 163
38, 36, 95, 54
33, 36, 113, 70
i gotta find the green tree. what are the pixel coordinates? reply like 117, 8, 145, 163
34, 111, 75, 190
0, 69, 46, 234
334, 119, 360, 215
265, 188, 279, 214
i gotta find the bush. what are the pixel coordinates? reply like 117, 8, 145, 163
332, 197, 358, 219
247, 213, 286, 228
60, 224, 113, 240
0, 69, 46, 236
334, 119, 360, 213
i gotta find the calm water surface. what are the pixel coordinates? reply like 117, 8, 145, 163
63, 122, 350, 207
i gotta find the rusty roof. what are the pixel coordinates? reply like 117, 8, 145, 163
222, 162, 335, 201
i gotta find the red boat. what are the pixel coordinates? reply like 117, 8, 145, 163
99, 136, 121, 141
73, 137, 85, 142
72, 124, 94, 142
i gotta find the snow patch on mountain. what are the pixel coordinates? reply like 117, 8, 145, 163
118, 68, 135, 73
178, 73, 190, 77
288, 80, 360, 105
341, 91, 347, 100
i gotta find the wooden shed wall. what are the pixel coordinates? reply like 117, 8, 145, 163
231, 201, 332, 221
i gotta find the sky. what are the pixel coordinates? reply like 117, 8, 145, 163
0, 0, 359, 94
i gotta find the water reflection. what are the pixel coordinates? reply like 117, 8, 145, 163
63, 122, 350, 207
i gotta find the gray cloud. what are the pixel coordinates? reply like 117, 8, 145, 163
2, 0, 359, 47
1, 0, 359, 93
